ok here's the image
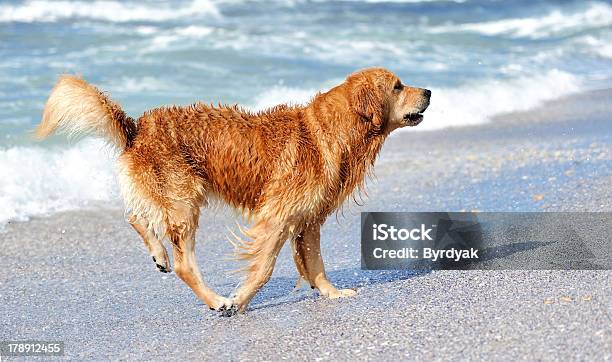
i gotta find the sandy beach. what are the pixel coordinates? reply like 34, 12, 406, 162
1, 89, 610, 360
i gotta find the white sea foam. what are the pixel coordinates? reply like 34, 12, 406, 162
430, 2, 612, 39
575, 34, 612, 60
418, 69, 581, 131
147, 25, 215, 50
251, 86, 319, 110
0, 0, 221, 23
0, 139, 120, 227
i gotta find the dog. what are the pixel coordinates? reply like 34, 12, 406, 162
36, 67, 430, 316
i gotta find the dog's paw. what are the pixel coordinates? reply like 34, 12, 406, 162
217, 304, 240, 317
152, 256, 171, 273
208, 296, 234, 312
324, 288, 357, 299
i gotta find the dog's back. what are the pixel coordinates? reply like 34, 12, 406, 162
122, 103, 323, 218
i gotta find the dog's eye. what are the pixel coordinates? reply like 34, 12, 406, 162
393, 81, 403, 91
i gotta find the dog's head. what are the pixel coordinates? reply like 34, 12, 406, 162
345, 68, 431, 133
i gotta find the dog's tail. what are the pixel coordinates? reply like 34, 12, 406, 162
36, 75, 136, 149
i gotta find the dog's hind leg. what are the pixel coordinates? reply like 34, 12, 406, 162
291, 234, 311, 290
167, 202, 232, 311
222, 220, 289, 316
292, 223, 356, 299
129, 214, 171, 273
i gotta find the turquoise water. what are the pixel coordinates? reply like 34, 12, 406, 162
0, 0, 611, 223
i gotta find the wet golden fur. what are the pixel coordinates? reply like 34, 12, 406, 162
36, 67, 430, 315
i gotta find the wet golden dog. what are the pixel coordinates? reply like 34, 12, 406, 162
36, 67, 430, 315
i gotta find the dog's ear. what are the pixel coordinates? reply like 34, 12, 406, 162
351, 80, 384, 126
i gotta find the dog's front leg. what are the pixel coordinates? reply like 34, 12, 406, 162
293, 223, 357, 299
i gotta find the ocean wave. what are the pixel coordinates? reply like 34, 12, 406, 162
0, 0, 221, 23
141, 29, 443, 70
0, 139, 119, 227
147, 25, 215, 50
250, 85, 318, 110
430, 2, 612, 39
574, 34, 612, 60
419, 69, 581, 131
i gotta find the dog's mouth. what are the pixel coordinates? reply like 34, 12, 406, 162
403, 112, 424, 126
403, 101, 429, 127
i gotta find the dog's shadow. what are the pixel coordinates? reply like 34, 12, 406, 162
245, 268, 429, 312
208, 237, 560, 313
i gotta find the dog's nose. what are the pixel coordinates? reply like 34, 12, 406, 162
422, 89, 431, 98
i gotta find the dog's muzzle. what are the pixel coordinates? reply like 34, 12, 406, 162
403, 89, 431, 126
